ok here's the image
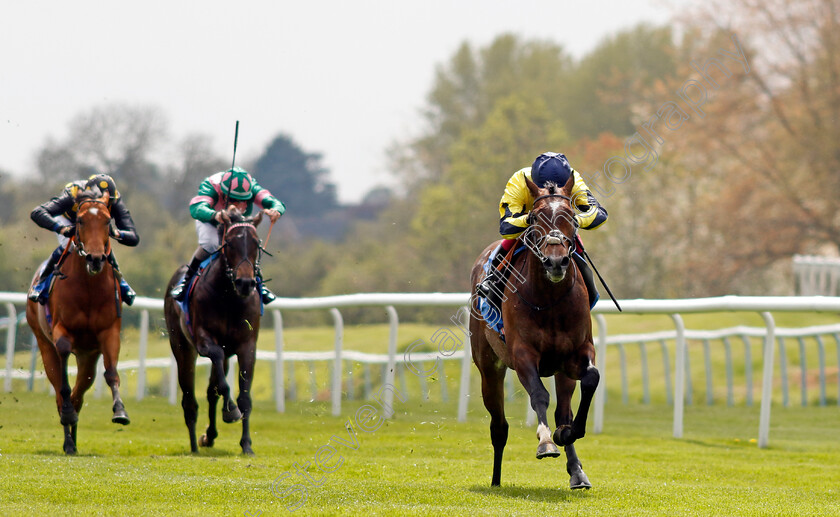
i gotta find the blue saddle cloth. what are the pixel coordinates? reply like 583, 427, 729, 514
177, 253, 218, 329
476, 244, 527, 338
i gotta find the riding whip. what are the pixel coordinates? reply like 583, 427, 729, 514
230, 120, 240, 170
582, 249, 622, 312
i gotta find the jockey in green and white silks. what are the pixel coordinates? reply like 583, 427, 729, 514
478, 152, 608, 311
170, 167, 286, 304
28, 173, 139, 305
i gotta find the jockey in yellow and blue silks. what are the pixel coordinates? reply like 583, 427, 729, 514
29, 174, 139, 305
478, 152, 608, 309
169, 167, 285, 304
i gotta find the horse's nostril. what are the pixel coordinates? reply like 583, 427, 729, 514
561, 256, 570, 268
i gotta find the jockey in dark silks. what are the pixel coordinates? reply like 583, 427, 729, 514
477, 152, 609, 310
169, 167, 285, 304
29, 173, 139, 305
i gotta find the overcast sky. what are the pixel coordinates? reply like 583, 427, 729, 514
1, 0, 677, 203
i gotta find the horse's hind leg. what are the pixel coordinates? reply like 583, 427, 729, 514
220, 356, 242, 424
174, 346, 199, 453
474, 343, 509, 486
237, 346, 256, 456
553, 374, 591, 489
100, 327, 129, 425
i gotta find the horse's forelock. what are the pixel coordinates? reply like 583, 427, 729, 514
75, 190, 99, 203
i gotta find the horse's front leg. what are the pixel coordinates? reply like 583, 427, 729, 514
554, 373, 592, 489
99, 327, 129, 425
237, 343, 257, 456
514, 351, 560, 459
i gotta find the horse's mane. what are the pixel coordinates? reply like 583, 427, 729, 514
226, 206, 249, 223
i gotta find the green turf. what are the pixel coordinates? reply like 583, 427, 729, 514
1, 391, 839, 516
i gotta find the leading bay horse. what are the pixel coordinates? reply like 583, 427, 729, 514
469, 173, 600, 488
164, 206, 265, 455
25, 190, 130, 455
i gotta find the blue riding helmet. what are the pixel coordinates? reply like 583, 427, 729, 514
531, 152, 572, 188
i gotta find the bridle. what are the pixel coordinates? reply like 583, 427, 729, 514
73, 198, 112, 258
217, 221, 271, 288
513, 193, 581, 311
525, 193, 579, 265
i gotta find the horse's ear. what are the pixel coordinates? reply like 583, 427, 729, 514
525, 175, 541, 199
562, 171, 575, 196
251, 210, 263, 227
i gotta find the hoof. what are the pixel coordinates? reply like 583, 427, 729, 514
569, 469, 592, 490
112, 402, 130, 425
553, 426, 575, 447
199, 434, 214, 448
536, 441, 561, 459
242, 447, 255, 457
222, 405, 242, 424
63, 439, 77, 456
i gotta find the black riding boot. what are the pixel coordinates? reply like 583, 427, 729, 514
255, 266, 276, 304
108, 252, 136, 306
573, 253, 599, 309
170, 248, 210, 301
28, 246, 64, 303
478, 248, 507, 312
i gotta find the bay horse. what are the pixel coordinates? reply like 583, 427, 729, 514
164, 206, 265, 455
25, 190, 130, 455
469, 173, 600, 488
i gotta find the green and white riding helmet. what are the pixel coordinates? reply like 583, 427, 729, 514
220, 167, 254, 200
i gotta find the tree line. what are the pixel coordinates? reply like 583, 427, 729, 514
1, 0, 837, 319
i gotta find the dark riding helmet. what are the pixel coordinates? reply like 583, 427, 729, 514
531, 152, 572, 188
85, 173, 119, 201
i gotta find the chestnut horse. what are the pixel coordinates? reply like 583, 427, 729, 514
469, 174, 600, 488
25, 190, 130, 455
164, 206, 265, 455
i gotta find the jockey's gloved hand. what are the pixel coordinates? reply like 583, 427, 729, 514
213, 211, 225, 224
59, 225, 75, 237
109, 223, 122, 241
264, 209, 282, 223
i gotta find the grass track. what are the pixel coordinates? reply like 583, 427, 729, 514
1, 391, 839, 516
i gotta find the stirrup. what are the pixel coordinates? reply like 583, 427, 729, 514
120, 282, 136, 306
171, 280, 188, 301
260, 286, 276, 304
478, 271, 500, 298
29, 276, 51, 304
